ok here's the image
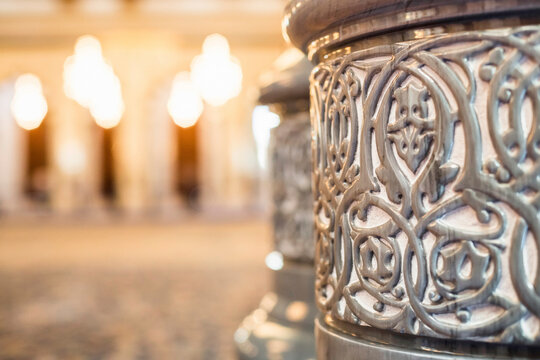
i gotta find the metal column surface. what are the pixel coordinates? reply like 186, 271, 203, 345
284, 0, 540, 358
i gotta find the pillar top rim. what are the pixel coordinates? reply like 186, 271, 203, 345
258, 51, 312, 105
283, 0, 540, 59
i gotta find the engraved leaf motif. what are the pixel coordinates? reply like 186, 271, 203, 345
389, 84, 434, 173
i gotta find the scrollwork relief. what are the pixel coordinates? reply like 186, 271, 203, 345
271, 115, 314, 261
310, 26, 540, 344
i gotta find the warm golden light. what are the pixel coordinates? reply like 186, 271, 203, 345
89, 66, 124, 129
167, 72, 204, 128
191, 33, 242, 107
202, 33, 230, 57
57, 140, 87, 175
74, 34, 102, 58
10, 73, 48, 131
63, 35, 105, 108
63, 35, 124, 128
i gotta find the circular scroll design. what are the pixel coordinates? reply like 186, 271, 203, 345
310, 26, 540, 343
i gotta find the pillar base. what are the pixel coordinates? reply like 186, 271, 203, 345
316, 317, 540, 359
235, 261, 316, 360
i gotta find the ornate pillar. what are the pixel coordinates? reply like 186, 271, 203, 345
285, 1, 540, 358
234, 53, 316, 359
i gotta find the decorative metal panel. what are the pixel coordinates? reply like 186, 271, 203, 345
310, 26, 540, 344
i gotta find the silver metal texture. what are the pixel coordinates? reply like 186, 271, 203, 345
309, 24, 540, 347
283, 0, 540, 60
271, 113, 314, 262
315, 317, 540, 359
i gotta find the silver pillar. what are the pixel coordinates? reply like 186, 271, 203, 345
235, 53, 316, 360
284, 1, 540, 358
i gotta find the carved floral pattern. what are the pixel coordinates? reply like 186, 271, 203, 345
310, 26, 540, 343
271, 115, 314, 261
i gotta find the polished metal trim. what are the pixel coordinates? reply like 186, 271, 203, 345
283, 0, 540, 59
315, 319, 537, 360
316, 317, 540, 359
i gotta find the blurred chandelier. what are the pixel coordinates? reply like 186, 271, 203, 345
191, 33, 243, 107
11, 74, 48, 130
168, 72, 204, 128
63, 35, 124, 129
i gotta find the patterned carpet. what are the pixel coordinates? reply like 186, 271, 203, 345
0, 218, 271, 360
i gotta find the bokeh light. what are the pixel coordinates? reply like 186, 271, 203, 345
10, 73, 48, 131
63, 35, 124, 128
191, 33, 242, 107
167, 72, 204, 128
202, 33, 230, 57
88, 65, 124, 129
63, 35, 105, 108
265, 251, 284, 271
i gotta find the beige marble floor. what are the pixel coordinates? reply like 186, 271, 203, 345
0, 217, 271, 360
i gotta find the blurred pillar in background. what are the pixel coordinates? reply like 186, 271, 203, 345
198, 105, 232, 211
49, 93, 101, 213
106, 34, 180, 215
235, 50, 315, 360
285, 0, 540, 358
0, 80, 25, 212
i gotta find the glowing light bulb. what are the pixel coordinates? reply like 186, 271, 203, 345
64, 35, 106, 108
74, 35, 102, 61
167, 72, 204, 128
191, 33, 243, 107
63, 35, 124, 129
89, 66, 124, 129
11, 74, 48, 130
202, 33, 230, 57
